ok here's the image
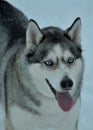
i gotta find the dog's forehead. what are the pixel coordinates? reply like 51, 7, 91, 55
45, 45, 63, 59
45, 44, 73, 60
42, 26, 76, 53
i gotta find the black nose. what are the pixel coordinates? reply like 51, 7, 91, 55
60, 77, 73, 90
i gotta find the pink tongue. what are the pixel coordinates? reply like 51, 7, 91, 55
56, 92, 73, 112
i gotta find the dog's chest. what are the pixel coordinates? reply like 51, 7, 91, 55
9, 98, 80, 130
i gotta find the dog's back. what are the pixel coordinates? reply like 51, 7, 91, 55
0, 0, 28, 60
0, 0, 28, 39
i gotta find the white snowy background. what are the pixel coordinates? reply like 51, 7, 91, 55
2, 0, 93, 129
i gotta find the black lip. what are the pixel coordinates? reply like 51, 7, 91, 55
45, 79, 56, 95
45, 79, 72, 94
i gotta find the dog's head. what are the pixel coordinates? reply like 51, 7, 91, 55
24, 18, 83, 111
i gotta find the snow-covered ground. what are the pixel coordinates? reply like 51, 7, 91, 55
2, 0, 93, 129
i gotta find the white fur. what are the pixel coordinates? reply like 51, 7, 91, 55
10, 97, 80, 130
0, 104, 5, 130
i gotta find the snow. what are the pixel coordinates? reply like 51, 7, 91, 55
1, 0, 93, 129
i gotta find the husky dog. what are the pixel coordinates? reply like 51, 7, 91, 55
0, 1, 84, 130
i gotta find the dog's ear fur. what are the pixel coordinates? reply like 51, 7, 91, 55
26, 19, 43, 48
65, 17, 81, 46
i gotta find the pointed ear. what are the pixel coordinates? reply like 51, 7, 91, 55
26, 19, 44, 48
65, 17, 82, 46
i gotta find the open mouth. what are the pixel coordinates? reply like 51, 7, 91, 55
45, 79, 73, 112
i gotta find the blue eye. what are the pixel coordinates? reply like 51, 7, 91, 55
67, 57, 75, 64
44, 60, 53, 67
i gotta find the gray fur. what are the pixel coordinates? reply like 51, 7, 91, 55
0, 1, 84, 130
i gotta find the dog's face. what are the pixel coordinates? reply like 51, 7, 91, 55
24, 18, 83, 111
